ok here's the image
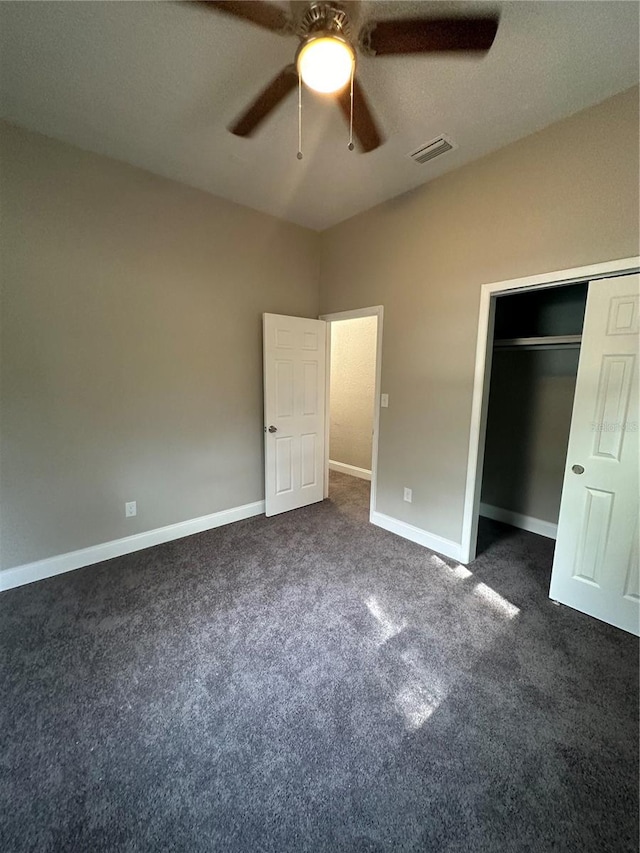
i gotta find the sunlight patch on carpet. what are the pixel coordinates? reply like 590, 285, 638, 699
395, 681, 444, 730
366, 595, 406, 645
473, 582, 520, 619
431, 554, 473, 580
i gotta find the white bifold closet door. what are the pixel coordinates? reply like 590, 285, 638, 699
550, 274, 639, 635
263, 313, 326, 517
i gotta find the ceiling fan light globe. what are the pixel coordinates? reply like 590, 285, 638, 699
297, 36, 355, 94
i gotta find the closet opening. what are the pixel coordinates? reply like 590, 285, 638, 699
461, 257, 638, 632
477, 282, 588, 555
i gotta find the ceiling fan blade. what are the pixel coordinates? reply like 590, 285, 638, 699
194, 1, 290, 33
363, 16, 499, 56
337, 78, 383, 153
230, 65, 297, 137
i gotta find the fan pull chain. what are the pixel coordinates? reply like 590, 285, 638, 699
297, 71, 303, 160
348, 61, 355, 151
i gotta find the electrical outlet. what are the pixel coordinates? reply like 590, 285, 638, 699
125, 501, 137, 518
403, 487, 412, 503
381, 393, 389, 408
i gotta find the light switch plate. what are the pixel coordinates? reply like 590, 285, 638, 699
381, 393, 389, 408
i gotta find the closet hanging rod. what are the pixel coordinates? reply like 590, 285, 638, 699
494, 334, 582, 351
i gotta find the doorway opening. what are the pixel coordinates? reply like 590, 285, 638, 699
320, 306, 383, 521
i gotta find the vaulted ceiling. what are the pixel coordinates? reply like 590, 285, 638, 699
1, 1, 638, 230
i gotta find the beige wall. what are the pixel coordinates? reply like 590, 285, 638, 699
320, 87, 640, 545
2, 86, 638, 571
329, 316, 377, 471
0, 122, 319, 570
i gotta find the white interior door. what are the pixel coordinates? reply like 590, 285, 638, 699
549, 274, 639, 635
263, 313, 326, 517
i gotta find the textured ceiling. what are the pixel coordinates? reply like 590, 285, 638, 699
1, 1, 638, 230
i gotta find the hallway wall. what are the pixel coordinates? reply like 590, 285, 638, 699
329, 317, 377, 472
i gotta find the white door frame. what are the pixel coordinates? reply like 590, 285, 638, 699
460, 256, 640, 565
319, 306, 384, 522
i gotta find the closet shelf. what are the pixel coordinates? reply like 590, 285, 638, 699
494, 334, 582, 351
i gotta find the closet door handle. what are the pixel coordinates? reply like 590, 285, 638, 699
571, 464, 584, 475
268, 425, 278, 433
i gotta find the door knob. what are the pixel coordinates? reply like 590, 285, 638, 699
268, 425, 277, 433
571, 464, 584, 475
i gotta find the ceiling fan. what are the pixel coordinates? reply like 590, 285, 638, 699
194, 1, 500, 153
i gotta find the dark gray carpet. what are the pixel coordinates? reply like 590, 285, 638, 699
1, 471, 638, 852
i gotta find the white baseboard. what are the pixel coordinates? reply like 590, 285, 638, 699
370, 510, 463, 562
329, 460, 372, 481
0, 500, 265, 593
479, 502, 558, 540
